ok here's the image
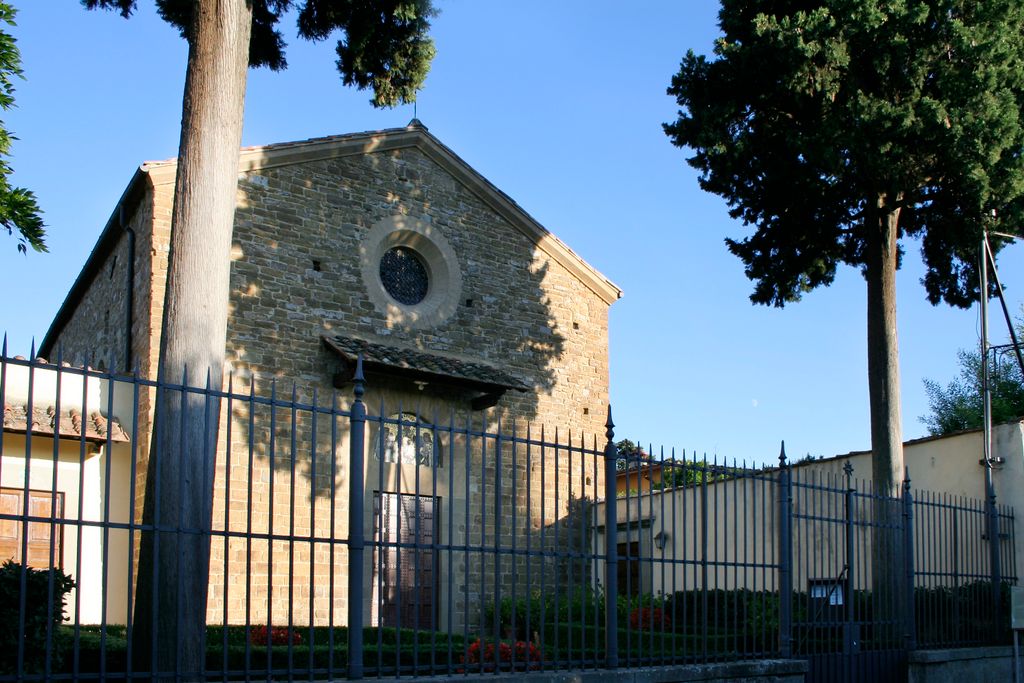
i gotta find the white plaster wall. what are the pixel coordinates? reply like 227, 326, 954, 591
0, 436, 131, 624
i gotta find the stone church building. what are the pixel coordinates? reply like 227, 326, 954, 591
39, 121, 620, 630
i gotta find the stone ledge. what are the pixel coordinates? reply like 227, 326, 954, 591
370, 659, 808, 683
908, 646, 1013, 663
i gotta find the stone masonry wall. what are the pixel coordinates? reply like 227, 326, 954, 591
49, 192, 154, 374
46, 139, 614, 631
210, 146, 611, 627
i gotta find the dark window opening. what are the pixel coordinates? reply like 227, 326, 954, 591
380, 247, 429, 305
617, 541, 641, 597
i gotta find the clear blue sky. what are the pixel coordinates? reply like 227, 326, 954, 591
2, 1, 1022, 467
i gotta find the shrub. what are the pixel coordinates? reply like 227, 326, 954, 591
459, 637, 542, 672
248, 624, 303, 646
629, 606, 671, 631
484, 588, 603, 641
0, 560, 76, 674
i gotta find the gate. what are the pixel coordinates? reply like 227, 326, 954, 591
788, 463, 909, 683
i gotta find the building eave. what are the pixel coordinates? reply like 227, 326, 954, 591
39, 169, 151, 359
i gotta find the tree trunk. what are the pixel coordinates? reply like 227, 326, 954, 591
132, 0, 252, 679
866, 196, 904, 495
865, 194, 906, 632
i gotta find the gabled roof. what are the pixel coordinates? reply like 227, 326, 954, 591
42, 121, 621, 358
144, 121, 621, 303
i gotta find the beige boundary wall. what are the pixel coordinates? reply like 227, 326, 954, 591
596, 422, 1024, 598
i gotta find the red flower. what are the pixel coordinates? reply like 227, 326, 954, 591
629, 606, 671, 631
459, 638, 543, 672
249, 624, 302, 646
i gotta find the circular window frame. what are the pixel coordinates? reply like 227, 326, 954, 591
360, 215, 462, 329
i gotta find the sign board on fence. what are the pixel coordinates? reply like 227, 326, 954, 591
1011, 586, 1024, 630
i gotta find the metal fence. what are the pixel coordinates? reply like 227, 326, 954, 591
0, 351, 1015, 681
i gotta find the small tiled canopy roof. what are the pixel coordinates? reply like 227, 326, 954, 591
3, 404, 130, 443
322, 334, 529, 409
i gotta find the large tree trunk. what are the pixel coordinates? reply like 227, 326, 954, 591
866, 197, 904, 495
132, 0, 252, 679
865, 195, 906, 633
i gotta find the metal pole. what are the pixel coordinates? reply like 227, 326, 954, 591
983, 235, 1024, 379
603, 407, 619, 669
778, 443, 793, 658
844, 462, 856, 662
347, 357, 366, 679
1014, 629, 1020, 683
902, 469, 917, 651
982, 232, 993, 473
981, 233, 1004, 631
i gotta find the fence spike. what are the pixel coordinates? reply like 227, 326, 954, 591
1, 333, 6, 357
353, 354, 365, 402
778, 441, 788, 467
605, 404, 614, 441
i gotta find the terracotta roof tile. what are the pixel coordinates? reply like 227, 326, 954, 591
2, 404, 130, 443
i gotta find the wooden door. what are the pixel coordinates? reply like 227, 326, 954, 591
0, 488, 63, 569
372, 492, 436, 630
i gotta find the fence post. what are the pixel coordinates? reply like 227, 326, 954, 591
986, 480, 1002, 638
843, 462, 856, 659
347, 357, 366, 679
603, 407, 619, 669
777, 442, 793, 658
902, 468, 917, 652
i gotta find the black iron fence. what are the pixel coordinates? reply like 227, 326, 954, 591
0, 351, 1015, 681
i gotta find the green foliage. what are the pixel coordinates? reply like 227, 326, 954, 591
618, 459, 740, 498
615, 438, 738, 490
0, 2, 44, 254
84, 0, 436, 108
0, 560, 75, 674
922, 346, 1024, 435
665, 0, 1024, 308
484, 587, 780, 659
914, 580, 1012, 646
64, 624, 468, 674
614, 439, 642, 470
484, 587, 604, 641
657, 460, 739, 489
